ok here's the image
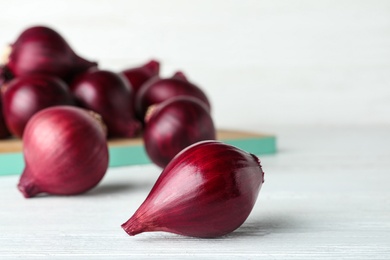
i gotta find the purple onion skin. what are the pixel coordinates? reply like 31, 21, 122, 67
144, 96, 216, 168
121, 60, 160, 99
122, 141, 264, 238
2, 74, 75, 137
0, 95, 11, 139
70, 69, 141, 138
6, 26, 97, 81
135, 72, 211, 122
17, 106, 109, 198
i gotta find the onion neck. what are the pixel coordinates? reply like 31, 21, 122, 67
73, 54, 98, 71
144, 104, 157, 123
17, 169, 41, 198
144, 60, 160, 75
86, 110, 108, 137
172, 71, 188, 81
121, 217, 149, 236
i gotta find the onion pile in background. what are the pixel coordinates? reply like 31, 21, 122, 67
2, 74, 75, 137
0, 25, 217, 194
0, 25, 214, 144
0, 25, 217, 169
0, 25, 265, 238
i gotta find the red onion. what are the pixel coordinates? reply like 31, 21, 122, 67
70, 69, 141, 138
144, 96, 216, 168
2, 74, 74, 137
5, 26, 97, 81
121, 59, 160, 99
0, 95, 10, 139
122, 140, 265, 238
17, 106, 109, 198
135, 71, 211, 122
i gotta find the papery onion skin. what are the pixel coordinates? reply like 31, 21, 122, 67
2, 74, 74, 137
121, 59, 160, 99
6, 26, 97, 81
135, 71, 211, 122
70, 69, 141, 138
122, 140, 264, 238
17, 106, 109, 198
0, 95, 11, 139
144, 96, 216, 168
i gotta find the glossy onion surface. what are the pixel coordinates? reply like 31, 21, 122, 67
17, 106, 109, 198
71, 69, 141, 138
135, 72, 210, 122
2, 74, 74, 137
122, 141, 264, 238
144, 96, 216, 168
6, 26, 97, 81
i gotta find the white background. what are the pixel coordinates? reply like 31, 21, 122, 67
1, 0, 389, 130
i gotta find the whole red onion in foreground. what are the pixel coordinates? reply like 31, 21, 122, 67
2, 74, 74, 137
144, 96, 216, 168
135, 71, 210, 122
0, 96, 10, 139
71, 69, 141, 138
18, 106, 109, 198
5, 26, 97, 81
122, 141, 264, 238
121, 59, 160, 99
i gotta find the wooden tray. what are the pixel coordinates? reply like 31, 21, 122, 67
0, 129, 276, 176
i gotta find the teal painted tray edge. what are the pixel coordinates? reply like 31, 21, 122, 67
224, 136, 277, 155
0, 135, 276, 176
0, 153, 24, 176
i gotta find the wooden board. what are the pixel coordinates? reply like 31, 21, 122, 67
0, 129, 276, 176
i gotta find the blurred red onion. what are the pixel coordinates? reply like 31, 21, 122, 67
2, 74, 74, 137
135, 71, 210, 122
5, 26, 97, 81
71, 69, 141, 138
144, 96, 216, 168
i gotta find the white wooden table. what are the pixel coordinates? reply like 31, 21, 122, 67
1, 126, 389, 259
